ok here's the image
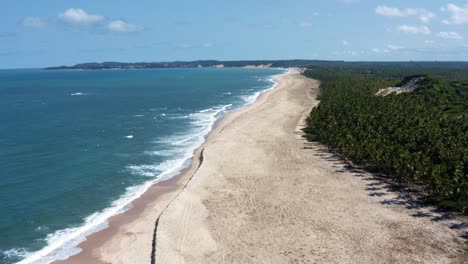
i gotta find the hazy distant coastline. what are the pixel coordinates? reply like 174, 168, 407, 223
44, 60, 339, 70
45, 60, 468, 72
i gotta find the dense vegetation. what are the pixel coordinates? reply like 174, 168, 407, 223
303, 66, 467, 213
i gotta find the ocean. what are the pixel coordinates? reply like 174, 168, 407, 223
0, 68, 285, 264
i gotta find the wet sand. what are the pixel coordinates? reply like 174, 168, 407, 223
56, 70, 290, 264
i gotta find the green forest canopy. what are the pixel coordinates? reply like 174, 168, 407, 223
303, 64, 467, 213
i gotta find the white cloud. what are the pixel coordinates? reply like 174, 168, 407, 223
108, 20, 144, 32
342, 40, 350, 46
375, 5, 435, 23
397, 24, 431, 35
386, 44, 404, 50
298, 22, 313, 28
58, 8, 103, 24
202, 43, 213, 48
371, 45, 403, 54
376, 6, 408, 16
22, 17, 47, 28
442, 4, 468, 24
419, 12, 436, 24
438, 31, 463, 40
371, 48, 391, 53
22, 8, 145, 34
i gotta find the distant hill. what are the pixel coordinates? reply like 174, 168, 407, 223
45, 61, 468, 78
44, 60, 342, 70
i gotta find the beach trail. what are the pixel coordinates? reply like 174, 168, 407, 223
154, 71, 466, 263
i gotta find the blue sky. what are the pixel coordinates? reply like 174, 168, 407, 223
1, 0, 468, 68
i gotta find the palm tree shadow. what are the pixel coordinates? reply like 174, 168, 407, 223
301, 138, 468, 242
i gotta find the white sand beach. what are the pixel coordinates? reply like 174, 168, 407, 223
59, 70, 466, 264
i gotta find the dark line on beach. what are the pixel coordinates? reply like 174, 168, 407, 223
150, 217, 159, 264
198, 149, 204, 168
150, 148, 205, 264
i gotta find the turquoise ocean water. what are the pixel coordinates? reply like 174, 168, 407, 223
0, 68, 284, 264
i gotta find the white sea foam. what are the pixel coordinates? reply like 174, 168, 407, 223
148, 107, 168, 112
16, 175, 165, 264
35, 226, 50, 232
127, 103, 233, 180
164, 114, 189, 120
125, 135, 134, 139
199, 107, 213, 113
70, 92, 85, 96
1, 248, 31, 262
239, 71, 284, 106
145, 148, 184, 157
16, 104, 232, 264
17, 69, 287, 264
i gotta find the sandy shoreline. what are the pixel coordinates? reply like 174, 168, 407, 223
55, 69, 289, 264
58, 70, 467, 264
155, 72, 466, 263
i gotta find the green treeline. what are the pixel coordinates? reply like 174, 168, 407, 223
303, 67, 467, 213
